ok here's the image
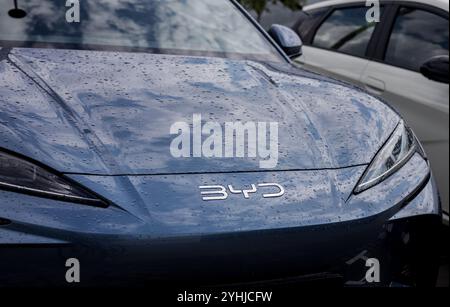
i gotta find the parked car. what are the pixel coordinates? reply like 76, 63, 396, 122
0, 0, 442, 287
286, 0, 449, 224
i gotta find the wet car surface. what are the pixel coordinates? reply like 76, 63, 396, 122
0, 0, 444, 287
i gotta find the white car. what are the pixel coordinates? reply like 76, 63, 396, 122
292, 0, 449, 223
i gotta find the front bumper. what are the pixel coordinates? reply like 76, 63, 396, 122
0, 154, 442, 287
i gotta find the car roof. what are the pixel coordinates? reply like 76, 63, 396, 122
304, 0, 449, 12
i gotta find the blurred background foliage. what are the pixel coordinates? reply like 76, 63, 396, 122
237, 0, 305, 21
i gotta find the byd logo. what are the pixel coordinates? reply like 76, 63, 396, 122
199, 183, 285, 201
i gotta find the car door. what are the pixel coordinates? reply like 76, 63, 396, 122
360, 3, 449, 215
296, 4, 382, 86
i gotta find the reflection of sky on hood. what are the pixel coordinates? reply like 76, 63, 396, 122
69, 165, 365, 234
0, 0, 280, 60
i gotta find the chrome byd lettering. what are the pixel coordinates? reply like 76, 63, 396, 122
199, 183, 285, 201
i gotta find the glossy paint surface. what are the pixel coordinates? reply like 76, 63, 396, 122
0, 46, 437, 242
0, 48, 399, 175
0, 45, 440, 285
0, 152, 438, 286
0, 153, 431, 238
0, 1, 442, 285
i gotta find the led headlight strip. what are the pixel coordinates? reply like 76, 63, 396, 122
0, 149, 107, 207
354, 121, 422, 193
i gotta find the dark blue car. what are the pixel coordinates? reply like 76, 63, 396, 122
0, 0, 442, 287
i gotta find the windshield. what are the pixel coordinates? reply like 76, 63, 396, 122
0, 0, 284, 62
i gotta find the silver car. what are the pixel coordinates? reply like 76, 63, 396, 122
286, 0, 449, 223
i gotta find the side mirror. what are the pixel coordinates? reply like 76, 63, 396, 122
420, 55, 449, 84
268, 24, 303, 59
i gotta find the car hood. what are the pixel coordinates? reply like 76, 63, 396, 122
0, 48, 399, 175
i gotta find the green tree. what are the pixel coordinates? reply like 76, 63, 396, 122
237, 0, 304, 22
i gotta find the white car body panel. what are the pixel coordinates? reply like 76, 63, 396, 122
298, 0, 449, 214
304, 0, 449, 12
298, 46, 369, 86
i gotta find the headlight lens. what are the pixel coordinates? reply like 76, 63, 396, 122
0, 150, 106, 206
355, 121, 419, 193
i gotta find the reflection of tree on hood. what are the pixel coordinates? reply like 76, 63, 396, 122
237, 0, 304, 22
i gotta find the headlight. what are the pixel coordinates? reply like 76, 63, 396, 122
355, 121, 422, 193
0, 150, 106, 207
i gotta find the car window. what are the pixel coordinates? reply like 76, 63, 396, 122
384, 7, 449, 72
312, 6, 379, 58
0, 0, 284, 62
296, 9, 328, 42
